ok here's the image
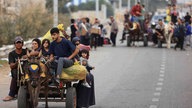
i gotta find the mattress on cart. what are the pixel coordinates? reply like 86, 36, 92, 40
60, 63, 87, 80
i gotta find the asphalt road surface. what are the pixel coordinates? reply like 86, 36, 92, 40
1, 41, 192, 108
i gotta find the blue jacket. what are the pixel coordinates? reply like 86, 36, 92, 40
186, 25, 192, 36
174, 24, 186, 37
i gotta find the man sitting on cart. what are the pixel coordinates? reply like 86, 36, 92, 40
48, 27, 79, 84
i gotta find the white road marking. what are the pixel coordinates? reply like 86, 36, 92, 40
159, 74, 165, 77
150, 53, 166, 108
156, 87, 162, 91
152, 98, 159, 102
160, 67, 165, 70
161, 64, 165, 67
158, 78, 164, 82
161, 61, 166, 64
149, 105, 157, 108
160, 70, 165, 73
154, 92, 161, 96
157, 82, 163, 86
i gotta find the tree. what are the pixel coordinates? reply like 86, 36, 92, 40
0, 4, 52, 46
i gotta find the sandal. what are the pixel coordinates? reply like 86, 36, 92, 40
2, 96, 14, 101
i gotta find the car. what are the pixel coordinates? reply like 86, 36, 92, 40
150, 13, 166, 24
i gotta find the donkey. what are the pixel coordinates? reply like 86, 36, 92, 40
127, 20, 141, 46
25, 50, 51, 108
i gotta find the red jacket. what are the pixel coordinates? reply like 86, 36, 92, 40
131, 5, 141, 16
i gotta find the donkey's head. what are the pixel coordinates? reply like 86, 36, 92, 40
28, 61, 41, 88
26, 51, 42, 88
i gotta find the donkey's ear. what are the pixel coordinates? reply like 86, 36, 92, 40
27, 49, 30, 58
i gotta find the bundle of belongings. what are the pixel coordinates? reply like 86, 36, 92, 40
60, 62, 87, 80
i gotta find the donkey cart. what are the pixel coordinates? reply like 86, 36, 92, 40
17, 56, 86, 108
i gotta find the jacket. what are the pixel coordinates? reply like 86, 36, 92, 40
186, 25, 192, 36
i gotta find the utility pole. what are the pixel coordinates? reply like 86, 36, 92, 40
53, 0, 58, 27
127, 0, 131, 11
119, 0, 122, 10
101, 4, 107, 20
96, 0, 99, 18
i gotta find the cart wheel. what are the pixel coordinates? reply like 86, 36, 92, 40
127, 36, 131, 47
66, 87, 77, 108
143, 35, 148, 47
18, 86, 31, 108
158, 40, 162, 48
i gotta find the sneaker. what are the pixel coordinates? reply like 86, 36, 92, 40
82, 82, 91, 88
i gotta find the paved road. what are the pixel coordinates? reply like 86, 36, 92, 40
1, 41, 192, 108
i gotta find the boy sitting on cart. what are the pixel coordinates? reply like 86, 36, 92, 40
48, 27, 79, 84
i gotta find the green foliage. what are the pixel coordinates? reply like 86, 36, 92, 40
0, 5, 52, 47
0, 1, 71, 47
0, 60, 7, 65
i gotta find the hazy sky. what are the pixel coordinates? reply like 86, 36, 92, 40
177, 0, 191, 3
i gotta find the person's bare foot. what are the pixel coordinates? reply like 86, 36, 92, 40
2, 96, 14, 101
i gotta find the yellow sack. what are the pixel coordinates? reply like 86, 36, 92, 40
60, 63, 87, 80
41, 24, 64, 42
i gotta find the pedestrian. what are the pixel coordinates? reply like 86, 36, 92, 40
79, 18, 89, 45
84, 17, 92, 45
124, 9, 129, 23
99, 24, 107, 46
174, 18, 186, 51
109, 16, 118, 47
90, 18, 101, 50
3, 36, 27, 101
120, 23, 129, 43
138, 4, 145, 33
76, 49, 96, 108
171, 4, 179, 25
184, 21, 192, 48
166, 4, 172, 23
70, 18, 78, 42
184, 12, 191, 25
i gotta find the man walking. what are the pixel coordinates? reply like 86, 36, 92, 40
109, 16, 118, 47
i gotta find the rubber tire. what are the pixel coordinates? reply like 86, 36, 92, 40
127, 36, 131, 47
158, 40, 162, 48
143, 36, 148, 47
17, 86, 31, 108
66, 87, 77, 108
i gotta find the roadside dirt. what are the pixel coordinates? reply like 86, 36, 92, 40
0, 63, 10, 76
